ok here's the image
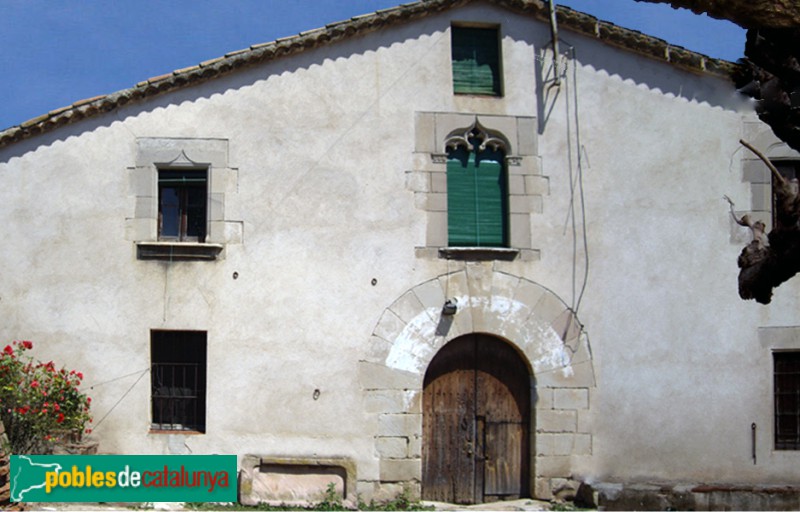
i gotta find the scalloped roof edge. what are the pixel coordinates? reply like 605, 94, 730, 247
0, 0, 739, 149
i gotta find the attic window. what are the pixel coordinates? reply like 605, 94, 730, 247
451, 26, 502, 96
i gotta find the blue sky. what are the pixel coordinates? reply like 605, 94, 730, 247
0, 0, 746, 131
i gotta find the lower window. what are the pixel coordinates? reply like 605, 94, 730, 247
774, 351, 800, 449
151, 330, 207, 432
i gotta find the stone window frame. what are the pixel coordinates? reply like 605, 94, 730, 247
737, 121, 800, 236
411, 112, 545, 261
127, 137, 242, 260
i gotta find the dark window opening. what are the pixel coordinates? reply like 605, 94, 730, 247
774, 351, 800, 449
151, 330, 207, 433
451, 26, 502, 96
158, 169, 207, 242
772, 161, 800, 227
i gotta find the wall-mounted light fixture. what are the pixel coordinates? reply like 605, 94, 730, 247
442, 299, 458, 316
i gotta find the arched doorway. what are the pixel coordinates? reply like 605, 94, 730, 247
422, 334, 531, 504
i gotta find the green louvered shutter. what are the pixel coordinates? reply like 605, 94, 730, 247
451, 26, 501, 96
447, 147, 508, 247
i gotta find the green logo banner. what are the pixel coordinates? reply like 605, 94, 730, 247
10, 454, 237, 502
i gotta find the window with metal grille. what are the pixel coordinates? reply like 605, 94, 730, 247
151, 330, 207, 433
451, 26, 502, 96
774, 351, 800, 449
158, 169, 207, 242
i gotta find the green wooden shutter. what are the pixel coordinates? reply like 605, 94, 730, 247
451, 26, 501, 95
447, 147, 507, 247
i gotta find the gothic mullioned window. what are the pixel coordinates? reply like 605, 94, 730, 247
445, 121, 508, 247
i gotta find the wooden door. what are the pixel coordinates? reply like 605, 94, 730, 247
422, 335, 530, 504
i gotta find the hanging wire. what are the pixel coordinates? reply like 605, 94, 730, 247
559, 43, 591, 315
92, 368, 150, 429
570, 45, 591, 315
89, 367, 150, 390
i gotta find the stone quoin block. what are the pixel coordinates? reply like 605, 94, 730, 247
554, 388, 589, 410
379, 459, 421, 483
537, 409, 577, 433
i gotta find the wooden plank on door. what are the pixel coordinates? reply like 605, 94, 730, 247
484, 421, 524, 496
422, 335, 477, 504
476, 336, 530, 499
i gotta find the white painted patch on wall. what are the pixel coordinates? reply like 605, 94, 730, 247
384, 307, 440, 374
383, 288, 580, 378
490, 296, 529, 317
529, 322, 574, 377
403, 389, 418, 410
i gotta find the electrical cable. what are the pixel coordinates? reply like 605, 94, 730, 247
92, 368, 149, 429
558, 43, 591, 315
88, 367, 150, 390
570, 45, 591, 315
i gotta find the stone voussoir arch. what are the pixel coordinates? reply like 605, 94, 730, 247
357, 264, 595, 500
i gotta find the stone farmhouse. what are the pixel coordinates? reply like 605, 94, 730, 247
2, 0, 800, 508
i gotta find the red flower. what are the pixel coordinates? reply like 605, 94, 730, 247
3, 345, 12, 355
20, 341, 32, 350
30, 380, 39, 388
76, 372, 83, 380
56, 413, 65, 423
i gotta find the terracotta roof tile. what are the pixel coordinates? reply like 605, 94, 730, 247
174, 65, 200, 75
146, 73, 173, 84
72, 95, 106, 107
20, 114, 50, 129
0, 0, 741, 149
200, 56, 226, 67
48, 105, 72, 116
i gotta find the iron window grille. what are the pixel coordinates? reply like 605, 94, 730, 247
151, 331, 207, 433
774, 351, 800, 449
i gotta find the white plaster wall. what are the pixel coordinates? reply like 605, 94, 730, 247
0, 0, 790, 491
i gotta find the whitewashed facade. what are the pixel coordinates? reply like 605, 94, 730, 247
1, 0, 798, 508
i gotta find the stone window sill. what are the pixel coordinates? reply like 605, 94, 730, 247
148, 429, 205, 435
136, 242, 223, 261
439, 246, 519, 261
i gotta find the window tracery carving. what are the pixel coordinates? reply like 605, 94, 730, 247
444, 119, 508, 153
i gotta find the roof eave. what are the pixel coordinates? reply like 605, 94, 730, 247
0, 0, 740, 150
